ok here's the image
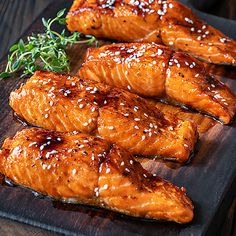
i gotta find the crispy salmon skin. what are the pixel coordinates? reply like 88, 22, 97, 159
66, 0, 236, 66
0, 128, 194, 223
79, 43, 236, 124
9, 71, 198, 163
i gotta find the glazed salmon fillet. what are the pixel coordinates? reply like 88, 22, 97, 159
79, 43, 236, 124
9, 71, 198, 163
66, 0, 236, 66
0, 128, 194, 223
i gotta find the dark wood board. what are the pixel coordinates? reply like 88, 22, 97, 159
0, 0, 54, 60
0, 0, 236, 235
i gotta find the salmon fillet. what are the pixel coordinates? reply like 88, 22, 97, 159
66, 0, 236, 66
0, 128, 194, 223
9, 71, 198, 163
79, 43, 236, 124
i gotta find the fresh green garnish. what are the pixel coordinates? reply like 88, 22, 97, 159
0, 9, 98, 79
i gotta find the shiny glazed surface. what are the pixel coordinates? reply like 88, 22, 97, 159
79, 43, 236, 124
0, 128, 193, 223
67, 0, 236, 65
9, 71, 198, 162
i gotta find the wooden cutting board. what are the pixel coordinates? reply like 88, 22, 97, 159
0, 0, 236, 235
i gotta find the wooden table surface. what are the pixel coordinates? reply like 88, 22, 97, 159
0, 0, 235, 235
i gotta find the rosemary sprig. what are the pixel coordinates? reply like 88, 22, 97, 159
0, 9, 98, 79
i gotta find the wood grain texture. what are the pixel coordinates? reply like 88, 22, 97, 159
0, 218, 59, 236
0, 0, 54, 60
0, 0, 236, 236
205, 0, 236, 21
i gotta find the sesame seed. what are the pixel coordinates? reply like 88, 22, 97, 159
157, 49, 163, 55
72, 169, 77, 175
185, 17, 193, 24
121, 161, 125, 166
42, 164, 47, 170
103, 184, 109, 190
29, 142, 37, 147
185, 61, 189, 66
214, 94, 222, 99
106, 168, 111, 174
99, 165, 102, 173
45, 150, 58, 158
134, 125, 139, 129
157, 9, 164, 16
94, 187, 99, 197
220, 38, 226, 43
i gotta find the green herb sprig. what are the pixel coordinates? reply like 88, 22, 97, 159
0, 9, 98, 79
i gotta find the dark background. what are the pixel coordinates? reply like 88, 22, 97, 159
0, 0, 235, 235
